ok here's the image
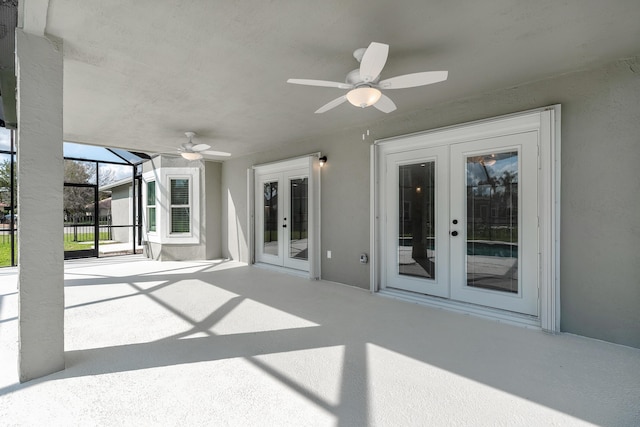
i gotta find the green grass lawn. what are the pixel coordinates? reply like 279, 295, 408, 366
0, 231, 115, 266
64, 231, 112, 251
0, 240, 16, 267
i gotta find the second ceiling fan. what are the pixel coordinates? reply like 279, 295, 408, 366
175, 132, 231, 160
287, 42, 448, 114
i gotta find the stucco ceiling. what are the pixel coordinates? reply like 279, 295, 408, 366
25, 1, 640, 158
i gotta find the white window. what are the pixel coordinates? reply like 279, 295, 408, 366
170, 178, 190, 234
143, 167, 200, 244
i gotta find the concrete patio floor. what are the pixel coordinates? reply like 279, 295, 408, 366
0, 256, 639, 426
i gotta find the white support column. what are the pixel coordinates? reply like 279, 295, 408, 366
16, 28, 64, 382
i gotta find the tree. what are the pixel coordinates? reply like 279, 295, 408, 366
63, 160, 120, 222
0, 158, 16, 210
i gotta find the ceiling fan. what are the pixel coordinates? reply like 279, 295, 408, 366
287, 42, 448, 114
175, 132, 231, 160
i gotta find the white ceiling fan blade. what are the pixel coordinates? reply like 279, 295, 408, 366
201, 150, 232, 157
287, 79, 353, 89
378, 71, 448, 89
373, 94, 396, 113
315, 95, 347, 114
359, 42, 389, 83
192, 143, 211, 152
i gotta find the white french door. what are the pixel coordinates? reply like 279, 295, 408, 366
255, 168, 310, 272
383, 131, 539, 316
449, 133, 538, 315
385, 145, 450, 297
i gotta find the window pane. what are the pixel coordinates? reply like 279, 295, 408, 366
466, 151, 519, 293
171, 179, 189, 205
263, 182, 278, 256
398, 162, 436, 279
148, 207, 156, 232
147, 181, 155, 205
171, 207, 190, 233
290, 178, 308, 260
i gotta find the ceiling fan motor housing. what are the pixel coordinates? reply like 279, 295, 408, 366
346, 69, 379, 85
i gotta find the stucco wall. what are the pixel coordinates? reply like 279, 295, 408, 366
205, 161, 222, 259
145, 241, 206, 261
16, 29, 65, 381
222, 56, 640, 348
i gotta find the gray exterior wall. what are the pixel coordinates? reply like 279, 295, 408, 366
205, 161, 222, 259
222, 56, 640, 348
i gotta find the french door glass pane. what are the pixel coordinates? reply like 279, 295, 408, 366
398, 162, 436, 279
290, 178, 308, 260
263, 182, 278, 256
466, 151, 519, 293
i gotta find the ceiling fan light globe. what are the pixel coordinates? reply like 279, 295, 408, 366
181, 151, 203, 160
346, 87, 382, 108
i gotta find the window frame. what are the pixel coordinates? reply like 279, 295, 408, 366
143, 167, 200, 245
169, 176, 191, 235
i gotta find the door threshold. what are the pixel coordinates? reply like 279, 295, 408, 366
253, 262, 311, 279
378, 288, 541, 330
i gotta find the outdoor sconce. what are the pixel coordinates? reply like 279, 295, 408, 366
319, 155, 327, 167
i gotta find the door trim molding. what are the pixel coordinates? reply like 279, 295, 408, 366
370, 106, 561, 332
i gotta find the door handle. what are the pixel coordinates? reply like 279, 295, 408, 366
283, 224, 287, 228
451, 230, 458, 236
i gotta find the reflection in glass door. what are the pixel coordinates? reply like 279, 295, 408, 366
465, 151, 519, 293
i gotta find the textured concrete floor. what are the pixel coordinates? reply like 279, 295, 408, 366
1, 256, 639, 426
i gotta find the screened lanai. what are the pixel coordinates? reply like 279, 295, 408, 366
0, 128, 150, 267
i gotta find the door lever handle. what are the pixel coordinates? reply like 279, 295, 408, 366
283, 224, 287, 228
451, 230, 458, 236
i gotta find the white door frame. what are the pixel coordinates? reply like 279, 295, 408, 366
250, 154, 322, 279
370, 106, 561, 332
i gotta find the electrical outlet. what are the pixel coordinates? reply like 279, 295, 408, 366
327, 250, 332, 259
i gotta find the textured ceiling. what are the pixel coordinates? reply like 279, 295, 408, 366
33, 1, 640, 158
